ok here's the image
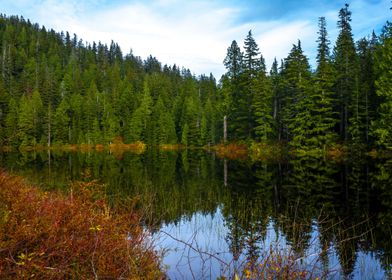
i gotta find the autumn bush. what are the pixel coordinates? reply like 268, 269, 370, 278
212, 143, 248, 160
0, 171, 163, 279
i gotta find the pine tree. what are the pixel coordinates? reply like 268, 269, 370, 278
242, 30, 262, 139
356, 33, 378, 146
180, 94, 201, 146
203, 98, 217, 145
5, 97, 19, 146
252, 56, 274, 141
84, 82, 101, 144
314, 17, 338, 149
102, 101, 120, 144
223, 40, 243, 80
333, 4, 359, 142
127, 80, 152, 142
372, 22, 392, 149
281, 41, 314, 147
0, 80, 7, 145
270, 58, 284, 141
223, 40, 246, 140
150, 96, 177, 145
243, 30, 261, 75
53, 98, 70, 144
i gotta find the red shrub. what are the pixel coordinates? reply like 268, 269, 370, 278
0, 171, 163, 279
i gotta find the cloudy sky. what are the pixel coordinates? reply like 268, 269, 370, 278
1, 0, 390, 77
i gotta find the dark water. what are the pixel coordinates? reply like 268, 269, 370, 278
1, 150, 391, 279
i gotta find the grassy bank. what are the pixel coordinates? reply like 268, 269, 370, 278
211, 141, 392, 161
0, 171, 162, 279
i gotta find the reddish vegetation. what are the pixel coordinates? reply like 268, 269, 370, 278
326, 145, 347, 161
212, 143, 248, 160
0, 171, 162, 279
94, 144, 105, 152
109, 140, 146, 155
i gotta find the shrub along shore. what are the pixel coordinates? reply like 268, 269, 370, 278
0, 171, 163, 279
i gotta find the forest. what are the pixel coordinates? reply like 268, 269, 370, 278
0, 4, 391, 152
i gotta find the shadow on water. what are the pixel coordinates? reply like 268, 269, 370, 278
0, 149, 391, 279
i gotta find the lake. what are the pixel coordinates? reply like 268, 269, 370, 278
1, 150, 391, 279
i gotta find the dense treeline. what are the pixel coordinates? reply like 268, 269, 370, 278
0, 3, 391, 150
222, 4, 392, 151
0, 14, 221, 148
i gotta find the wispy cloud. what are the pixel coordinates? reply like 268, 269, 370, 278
1, 0, 390, 78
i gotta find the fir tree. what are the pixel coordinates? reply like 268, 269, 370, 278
372, 22, 392, 149
127, 80, 152, 142
333, 4, 359, 142
281, 41, 314, 147
252, 56, 274, 141
314, 17, 338, 149
223, 40, 243, 80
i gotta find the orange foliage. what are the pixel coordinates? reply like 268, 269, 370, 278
327, 145, 347, 161
212, 143, 248, 160
109, 141, 146, 155
79, 144, 94, 152
95, 144, 105, 152
0, 171, 163, 279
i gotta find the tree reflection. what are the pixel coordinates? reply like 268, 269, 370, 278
0, 150, 391, 277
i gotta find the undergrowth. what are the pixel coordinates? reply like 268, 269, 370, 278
0, 171, 163, 279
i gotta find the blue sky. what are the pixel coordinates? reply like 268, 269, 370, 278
1, 0, 390, 77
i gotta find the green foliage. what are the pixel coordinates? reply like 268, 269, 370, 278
252, 70, 274, 141
17, 90, 43, 147
0, 15, 220, 148
280, 41, 314, 147
53, 98, 70, 144
333, 4, 360, 143
313, 17, 339, 148
0, 10, 390, 151
372, 22, 392, 149
127, 80, 154, 143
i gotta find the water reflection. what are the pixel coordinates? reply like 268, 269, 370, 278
0, 150, 391, 279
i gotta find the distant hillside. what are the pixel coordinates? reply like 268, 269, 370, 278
0, 14, 220, 148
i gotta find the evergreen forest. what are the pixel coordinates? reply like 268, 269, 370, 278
0, 4, 391, 151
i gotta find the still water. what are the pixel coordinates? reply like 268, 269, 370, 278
1, 150, 391, 279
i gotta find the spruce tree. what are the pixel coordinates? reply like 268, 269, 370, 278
314, 17, 338, 149
333, 4, 359, 142
357, 34, 378, 146
252, 55, 274, 141
372, 22, 392, 149
53, 98, 70, 144
5, 97, 19, 146
270, 58, 284, 141
223, 40, 246, 140
127, 80, 152, 142
281, 41, 314, 148
223, 40, 243, 80
243, 30, 261, 75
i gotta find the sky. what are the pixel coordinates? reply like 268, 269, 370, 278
1, 0, 391, 78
